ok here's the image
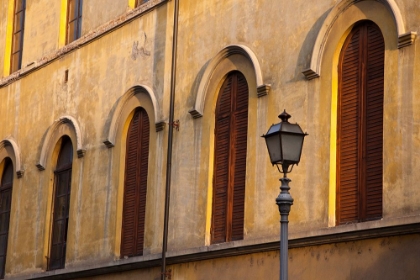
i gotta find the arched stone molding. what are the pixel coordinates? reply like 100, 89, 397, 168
302, 0, 417, 80
103, 85, 163, 148
36, 116, 85, 171
0, 137, 24, 178
188, 44, 270, 118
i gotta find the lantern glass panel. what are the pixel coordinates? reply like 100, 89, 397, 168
280, 133, 304, 163
265, 134, 282, 164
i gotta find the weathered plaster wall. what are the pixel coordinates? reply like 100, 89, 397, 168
82, 0, 128, 34
22, 0, 61, 67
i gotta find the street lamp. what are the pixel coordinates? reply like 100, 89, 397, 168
262, 110, 307, 280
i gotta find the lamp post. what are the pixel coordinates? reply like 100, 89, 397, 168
262, 110, 307, 280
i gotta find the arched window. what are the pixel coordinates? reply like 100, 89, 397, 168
0, 158, 13, 279
211, 71, 248, 244
49, 137, 73, 270
336, 21, 384, 225
121, 108, 150, 257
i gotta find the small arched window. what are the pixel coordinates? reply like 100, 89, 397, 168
0, 158, 13, 279
336, 21, 384, 225
211, 71, 249, 244
121, 108, 150, 257
49, 137, 73, 270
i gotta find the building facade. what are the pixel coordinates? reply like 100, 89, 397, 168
0, 0, 420, 279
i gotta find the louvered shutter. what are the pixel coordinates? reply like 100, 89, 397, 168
231, 73, 248, 241
337, 27, 361, 224
211, 76, 232, 244
337, 21, 383, 225
121, 108, 149, 257
49, 137, 73, 270
0, 159, 13, 279
212, 72, 248, 243
136, 109, 149, 255
364, 23, 384, 220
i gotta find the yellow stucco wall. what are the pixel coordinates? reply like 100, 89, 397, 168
0, 0, 419, 278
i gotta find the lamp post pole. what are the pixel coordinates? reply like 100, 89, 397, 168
261, 110, 307, 280
276, 175, 293, 280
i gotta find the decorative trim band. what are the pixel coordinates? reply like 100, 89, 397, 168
0, 137, 24, 178
301, 69, 320, 80
398, 32, 417, 49
155, 121, 166, 132
103, 85, 163, 148
36, 116, 85, 170
257, 84, 271, 97
302, 0, 413, 80
188, 109, 203, 119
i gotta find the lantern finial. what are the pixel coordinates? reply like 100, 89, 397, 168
278, 110, 291, 122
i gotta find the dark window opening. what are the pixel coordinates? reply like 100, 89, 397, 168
0, 158, 13, 279
49, 137, 73, 270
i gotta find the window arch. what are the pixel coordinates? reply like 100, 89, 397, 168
211, 71, 248, 244
120, 108, 150, 257
0, 158, 13, 279
49, 137, 73, 270
336, 21, 384, 225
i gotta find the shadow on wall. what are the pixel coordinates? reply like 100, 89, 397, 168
152, 3, 168, 103
289, 8, 332, 84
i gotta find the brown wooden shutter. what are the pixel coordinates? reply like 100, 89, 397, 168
337, 27, 361, 224
211, 75, 232, 244
121, 108, 149, 257
0, 158, 13, 279
336, 21, 383, 225
231, 73, 248, 241
364, 23, 384, 221
212, 71, 248, 243
49, 137, 73, 270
